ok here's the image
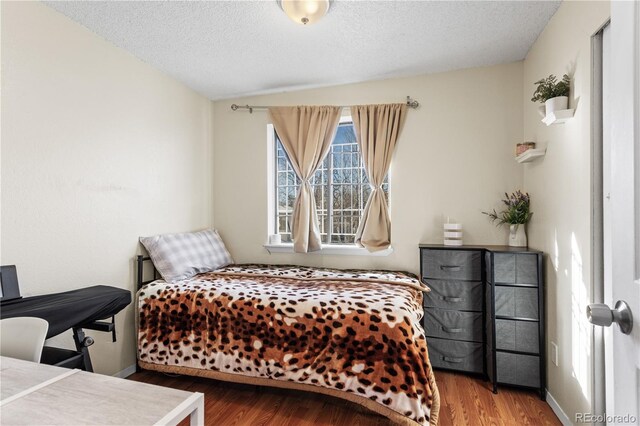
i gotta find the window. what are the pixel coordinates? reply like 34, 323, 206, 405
273, 119, 389, 245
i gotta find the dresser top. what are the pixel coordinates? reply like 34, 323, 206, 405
419, 243, 543, 254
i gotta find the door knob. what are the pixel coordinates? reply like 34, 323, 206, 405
587, 300, 633, 334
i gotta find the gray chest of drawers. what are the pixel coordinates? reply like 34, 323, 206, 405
419, 244, 545, 399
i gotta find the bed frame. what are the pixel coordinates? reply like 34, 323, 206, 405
136, 255, 159, 290
135, 255, 158, 373
133, 257, 440, 425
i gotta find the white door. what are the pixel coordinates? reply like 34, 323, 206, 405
592, 2, 640, 424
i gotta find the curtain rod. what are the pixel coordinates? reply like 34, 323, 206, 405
230, 96, 420, 114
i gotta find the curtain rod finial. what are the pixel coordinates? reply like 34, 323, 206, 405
406, 96, 420, 109
230, 103, 254, 113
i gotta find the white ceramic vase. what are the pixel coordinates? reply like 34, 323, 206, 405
544, 96, 568, 115
508, 224, 527, 247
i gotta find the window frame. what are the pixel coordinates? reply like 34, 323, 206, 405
265, 116, 393, 256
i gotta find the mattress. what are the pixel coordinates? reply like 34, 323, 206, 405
137, 264, 440, 425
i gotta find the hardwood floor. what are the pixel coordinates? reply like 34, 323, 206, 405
434, 372, 560, 426
128, 370, 560, 426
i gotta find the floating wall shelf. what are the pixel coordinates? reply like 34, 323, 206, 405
516, 148, 546, 163
542, 109, 575, 126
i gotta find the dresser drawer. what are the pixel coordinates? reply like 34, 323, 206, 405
421, 249, 482, 281
495, 286, 538, 320
495, 319, 539, 353
424, 309, 483, 342
496, 351, 540, 388
491, 253, 538, 285
427, 338, 484, 373
423, 279, 483, 312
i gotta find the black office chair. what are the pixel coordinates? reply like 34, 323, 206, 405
0, 265, 22, 302
1, 265, 85, 369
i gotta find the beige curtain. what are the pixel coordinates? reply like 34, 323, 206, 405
350, 103, 406, 251
269, 106, 341, 253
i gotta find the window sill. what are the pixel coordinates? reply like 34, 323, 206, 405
263, 243, 393, 257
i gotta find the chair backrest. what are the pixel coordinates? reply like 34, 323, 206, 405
0, 265, 22, 302
0, 317, 49, 362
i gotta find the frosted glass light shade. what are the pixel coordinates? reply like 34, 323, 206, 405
279, 0, 330, 25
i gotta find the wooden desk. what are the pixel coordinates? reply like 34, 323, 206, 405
0, 357, 204, 425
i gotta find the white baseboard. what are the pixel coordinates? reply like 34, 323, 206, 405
113, 364, 137, 379
546, 390, 572, 425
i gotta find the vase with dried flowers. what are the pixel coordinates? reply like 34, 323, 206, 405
483, 191, 533, 247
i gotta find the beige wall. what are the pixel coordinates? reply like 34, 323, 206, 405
1, 3, 611, 420
0, 2, 214, 375
523, 0, 609, 422
212, 62, 524, 274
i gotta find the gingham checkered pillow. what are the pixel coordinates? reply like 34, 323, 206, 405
140, 229, 233, 283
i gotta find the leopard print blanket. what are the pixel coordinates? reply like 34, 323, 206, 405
138, 264, 439, 425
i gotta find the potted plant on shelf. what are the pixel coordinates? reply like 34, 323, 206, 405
531, 74, 570, 116
483, 191, 533, 247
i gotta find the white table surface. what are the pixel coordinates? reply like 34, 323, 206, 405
0, 356, 204, 426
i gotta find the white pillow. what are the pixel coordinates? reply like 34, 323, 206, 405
140, 229, 233, 283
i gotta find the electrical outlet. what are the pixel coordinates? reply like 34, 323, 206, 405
550, 342, 559, 366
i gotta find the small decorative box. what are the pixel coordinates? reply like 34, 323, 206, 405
444, 223, 463, 246
516, 142, 536, 156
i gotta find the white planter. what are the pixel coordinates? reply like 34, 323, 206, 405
545, 96, 568, 115
508, 224, 527, 247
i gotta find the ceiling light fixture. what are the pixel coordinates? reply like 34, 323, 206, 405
278, 0, 331, 25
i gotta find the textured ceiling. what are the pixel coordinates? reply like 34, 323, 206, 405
44, 1, 560, 101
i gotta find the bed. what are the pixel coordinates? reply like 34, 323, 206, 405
137, 261, 440, 426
